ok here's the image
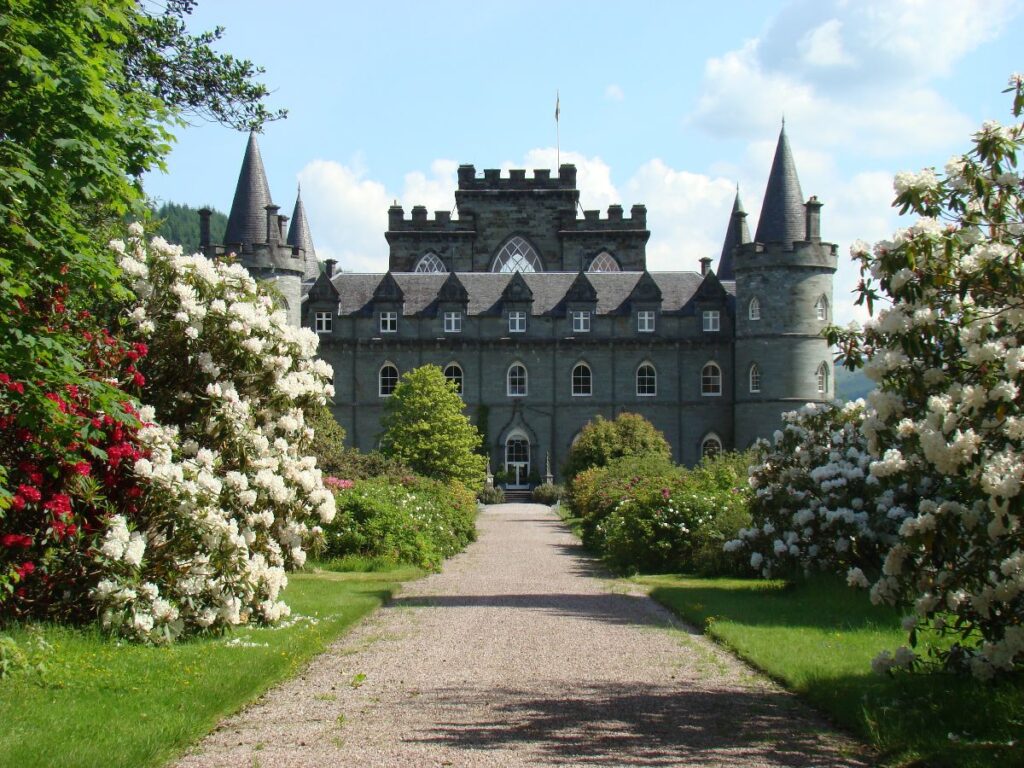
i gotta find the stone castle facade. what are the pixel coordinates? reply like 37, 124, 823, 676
204, 130, 837, 487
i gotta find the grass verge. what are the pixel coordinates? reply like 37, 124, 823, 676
635, 574, 1023, 768
0, 564, 421, 768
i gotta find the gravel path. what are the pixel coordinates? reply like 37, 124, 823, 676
177, 503, 870, 767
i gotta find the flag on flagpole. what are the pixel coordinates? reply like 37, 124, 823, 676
555, 90, 560, 122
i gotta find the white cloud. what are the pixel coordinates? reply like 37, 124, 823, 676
605, 83, 625, 101
798, 19, 854, 68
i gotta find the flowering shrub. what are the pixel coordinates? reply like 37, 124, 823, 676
322, 476, 476, 570
727, 401, 910, 584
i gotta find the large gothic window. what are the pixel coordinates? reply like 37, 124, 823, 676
587, 251, 621, 272
492, 236, 542, 273
413, 252, 447, 273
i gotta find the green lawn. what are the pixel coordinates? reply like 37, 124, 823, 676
636, 575, 1024, 768
0, 565, 421, 768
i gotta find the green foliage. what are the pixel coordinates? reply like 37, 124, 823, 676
323, 477, 477, 570
380, 365, 487, 490
477, 485, 505, 504
326, 449, 414, 483
305, 403, 348, 476
531, 482, 564, 505
562, 412, 672, 481
0, 631, 51, 680
152, 202, 227, 254
474, 404, 490, 456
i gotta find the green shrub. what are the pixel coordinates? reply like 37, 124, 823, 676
562, 412, 672, 481
531, 482, 564, 505
328, 448, 414, 483
322, 476, 477, 570
477, 486, 505, 504
305, 403, 348, 475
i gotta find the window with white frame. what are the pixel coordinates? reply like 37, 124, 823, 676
701, 433, 723, 459
508, 310, 526, 333
637, 310, 655, 333
587, 251, 620, 272
314, 311, 332, 333
443, 363, 464, 395
572, 362, 592, 396
749, 363, 761, 393
492, 236, 542, 273
636, 363, 657, 396
379, 311, 397, 333
572, 310, 591, 333
817, 362, 830, 394
507, 363, 527, 396
378, 363, 399, 397
443, 311, 462, 333
413, 252, 447, 273
748, 297, 760, 320
701, 362, 722, 396
702, 310, 720, 332
815, 295, 829, 321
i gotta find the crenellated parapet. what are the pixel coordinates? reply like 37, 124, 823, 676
564, 204, 648, 232
387, 205, 476, 233
455, 164, 578, 191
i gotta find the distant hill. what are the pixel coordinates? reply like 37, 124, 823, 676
835, 365, 875, 402
152, 202, 227, 255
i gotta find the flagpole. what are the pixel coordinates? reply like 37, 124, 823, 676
555, 89, 560, 169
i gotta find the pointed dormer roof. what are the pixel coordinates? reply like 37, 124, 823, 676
754, 124, 805, 247
717, 188, 750, 281
438, 271, 469, 303
286, 185, 319, 281
629, 271, 662, 305
565, 271, 597, 304
307, 270, 340, 303
225, 132, 273, 247
502, 272, 534, 303
373, 272, 404, 303
695, 269, 728, 301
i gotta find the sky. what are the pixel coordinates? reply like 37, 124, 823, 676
144, 0, 1024, 325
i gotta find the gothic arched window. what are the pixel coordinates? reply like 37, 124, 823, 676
748, 296, 760, 320
701, 362, 722, 396
379, 363, 399, 397
587, 251, 621, 272
572, 362, 592, 396
443, 362, 463, 395
413, 252, 447, 273
749, 363, 761, 393
817, 362, 830, 394
492, 236, 542, 273
815, 294, 829, 321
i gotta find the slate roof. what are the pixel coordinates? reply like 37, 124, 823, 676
225, 132, 273, 246
325, 271, 727, 317
717, 189, 750, 281
286, 187, 320, 281
754, 125, 806, 247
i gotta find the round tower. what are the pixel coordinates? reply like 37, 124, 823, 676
730, 126, 838, 449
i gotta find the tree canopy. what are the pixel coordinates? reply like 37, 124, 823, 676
563, 412, 672, 481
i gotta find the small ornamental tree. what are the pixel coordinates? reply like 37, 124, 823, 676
380, 366, 486, 491
823, 77, 1024, 679
562, 412, 672, 481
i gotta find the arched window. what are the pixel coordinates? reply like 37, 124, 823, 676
413, 252, 447, 273
507, 362, 528, 397
815, 294, 829, 321
379, 363, 399, 397
492, 236, 542, 273
817, 362, 830, 395
587, 251, 621, 273
701, 433, 723, 459
749, 363, 761, 394
572, 362, 592, 396
443, 362, 463, 395
748, 296, 760, 320
701, 362, 722, 396
636, 363, 657, 396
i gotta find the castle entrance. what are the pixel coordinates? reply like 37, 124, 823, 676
504, 434, 530, 488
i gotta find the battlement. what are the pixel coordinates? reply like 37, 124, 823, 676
387, 205, 476, 232
567, 204, 648, 230
456, 164, 578, 191
732, 238, 838, 273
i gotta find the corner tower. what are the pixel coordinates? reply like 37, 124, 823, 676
732, 125, 838, 448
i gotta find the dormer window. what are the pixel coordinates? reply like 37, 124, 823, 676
444, 311, 462, 333
637, 310, 655, 333
572, 310, 591, 333
508, 311, 526, 333
315, 311, 332, 334
380, 311, 397, 333
702, 310, 720, 332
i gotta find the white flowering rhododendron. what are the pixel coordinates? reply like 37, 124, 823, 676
91, 227, 335, 642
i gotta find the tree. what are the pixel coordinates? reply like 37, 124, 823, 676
379, 366, 486, 490
562, 412, 672, 481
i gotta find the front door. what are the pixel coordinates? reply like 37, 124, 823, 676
505, 437, 530, 488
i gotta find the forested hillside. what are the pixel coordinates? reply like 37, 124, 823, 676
153, 202, 227, 254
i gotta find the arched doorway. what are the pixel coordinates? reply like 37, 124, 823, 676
505, 432, 531, 488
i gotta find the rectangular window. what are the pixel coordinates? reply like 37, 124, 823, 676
508, 311, 526, 333
379, 311, 397, 333
314, 311, 332, 334
703, 310, 720, 332
571, 310, 591, 333
637, 310, 655, 333
443, 311, 462, 333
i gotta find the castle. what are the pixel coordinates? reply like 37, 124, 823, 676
201, 129, 837, 487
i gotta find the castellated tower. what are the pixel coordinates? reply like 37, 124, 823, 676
200, 132, 318, 327
727, 125, 838, 448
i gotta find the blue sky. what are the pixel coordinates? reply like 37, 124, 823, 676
145, 0, 1024, 323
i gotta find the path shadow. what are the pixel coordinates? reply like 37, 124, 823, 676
406, 681, 870, 766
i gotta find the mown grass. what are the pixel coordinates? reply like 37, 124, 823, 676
636, 574, 1024, 768
0, 565, 421, 768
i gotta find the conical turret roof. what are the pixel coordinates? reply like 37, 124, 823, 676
754, 124, 805, 247
286, 185, 319, 280
717, 188, 750, 281
225, 132, 273, 247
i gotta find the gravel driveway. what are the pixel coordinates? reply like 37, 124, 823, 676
177, 503, 869, 767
